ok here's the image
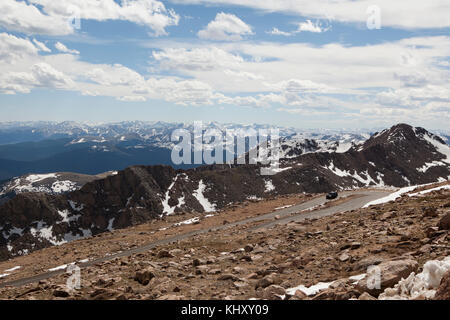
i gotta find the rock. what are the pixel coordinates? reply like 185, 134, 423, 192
438, 212, 450, 230
217, 274, 239, 281
355, 256, 384, 270
356, 259, 419, 296
157, 250, 174, 258
192, 258, 202, 267
292, 290, 307, 300
255, 275, 275, 289
134, 267, 155, 285
434, 270, 450, 300
292, 253, 314, 268
262, 285, 286, 300
422, 207, 438, 217
358, 292, 377, 300
246, 273, 259, 280
339, 253, 350, 262
350, 242, 361, 250
90, 288, 119, 300
53, 288, 70, 298
233, 281, 249, 289
244, 245, 254, 252
169, 249, 183, 256
208, 268, 222, 275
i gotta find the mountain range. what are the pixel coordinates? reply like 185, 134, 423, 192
3, 121, 448, 181
0, 123, 449, 261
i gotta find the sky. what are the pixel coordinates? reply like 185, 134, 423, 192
0, 0, 449, 130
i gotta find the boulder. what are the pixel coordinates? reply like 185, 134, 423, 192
262, 285, 286, 300
53, 287, 70, 298
438, 213, 450, 230
157, 250, 174, 258
255, 275, 276, 289
356, 259, 418, 296
134, 267, 155, 285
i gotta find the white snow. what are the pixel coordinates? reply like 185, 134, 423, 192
26, 173, 57, 183
275, 205, 293, 210
68, 200, 84, 212
48, 263, 74, 272
264, 180, 275, 192
422, 133, 450, 164
326, 161, 351, 178
107, 218, 115, 231
4, 266, 21, 272
57, 209, 81, 223
174, 217, 200, 226
161, 176, 183, 215
193, 180, 216, 212
379, 256, 450, 300
349, 273, 366, 283
286, 281, 333, 296
363, 185, 421, 208
51, 180, 78, 193
417, 161, 447, 173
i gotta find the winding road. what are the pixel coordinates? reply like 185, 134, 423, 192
0, 189, 391, 288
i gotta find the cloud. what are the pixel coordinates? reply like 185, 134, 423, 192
296, 20, 328, 33
0, 0, 74, 35
266, 28, 291, 36
152, 47, 244, 71
118, 95, 147, 102
0, 62, 74, 94
0, 0, 179, 36
32, 39, 51, 53
198, 12, 253, 41
0, 33, 39, 63
172, 0, 450, 30
55, 42, 80, 55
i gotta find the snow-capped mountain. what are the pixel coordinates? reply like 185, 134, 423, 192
0, 123, 449, 261
0, 172, 116, 205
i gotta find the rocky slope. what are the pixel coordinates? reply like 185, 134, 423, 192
0, 182, 448, 300
0, 123, 449, 261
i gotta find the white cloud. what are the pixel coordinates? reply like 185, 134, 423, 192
0, 0, 179, 36
55, 42, 80, 55
152, 47, 244, 71
172, 0, 450, 30
0, 0, 74, 35
0, 33, 39, 63
266, 28, 291, 36
296, 20, 328, 33
0, 62, 74, 94
198, 12, 253, 41
32, 39, 51, 53
118, 95, 147, 102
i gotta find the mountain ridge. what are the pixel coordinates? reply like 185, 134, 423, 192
0, 123, 449, 261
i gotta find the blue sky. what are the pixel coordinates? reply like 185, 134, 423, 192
0, 0, 449, 129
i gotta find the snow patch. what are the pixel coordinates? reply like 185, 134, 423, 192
379, 257, 450, 300
264, 180, 275, 192
193, 180, 216, 212
286, 281, 333, 296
